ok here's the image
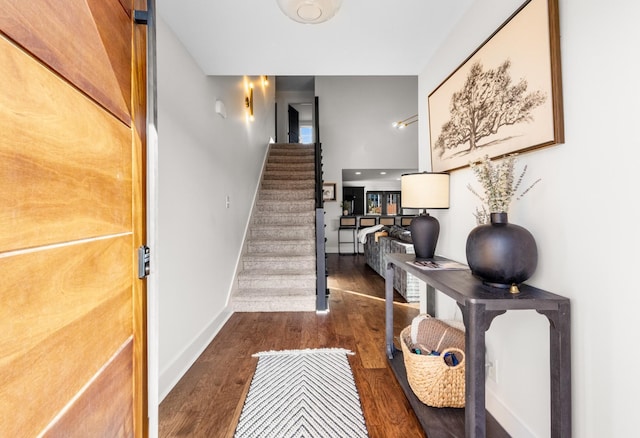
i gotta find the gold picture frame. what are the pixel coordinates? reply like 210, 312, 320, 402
428, 0, 564, 172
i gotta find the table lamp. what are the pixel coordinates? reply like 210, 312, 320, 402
401, 172, 450, 259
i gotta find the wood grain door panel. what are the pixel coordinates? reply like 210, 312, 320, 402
0, 0, 132, 125
43, 340, 135, 437
0, 35, 132, 253
0, 0, 147, 435
0, 237, 133, 436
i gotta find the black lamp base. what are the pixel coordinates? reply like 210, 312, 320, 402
410, 213, 440, 260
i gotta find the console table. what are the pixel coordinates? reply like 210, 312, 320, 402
384, 253, 571, 438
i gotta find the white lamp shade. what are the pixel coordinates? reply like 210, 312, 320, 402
276, 0, 343, 24
401, 172, 450, 209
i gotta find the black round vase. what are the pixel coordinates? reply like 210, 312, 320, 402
465, 213, 538, 288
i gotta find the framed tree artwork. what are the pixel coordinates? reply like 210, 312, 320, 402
428, 0, 563, 172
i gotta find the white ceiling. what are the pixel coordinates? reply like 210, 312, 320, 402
342, 168, 417, 183
157, 0, 475, 76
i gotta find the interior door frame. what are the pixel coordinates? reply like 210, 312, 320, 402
140, 0, 160, 436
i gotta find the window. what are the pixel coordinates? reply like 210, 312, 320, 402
300, 125, 313, 144
366, 191, 401, 215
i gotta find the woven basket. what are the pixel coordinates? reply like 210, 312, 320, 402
410, 314, 465, 353
400, 326, 466, 408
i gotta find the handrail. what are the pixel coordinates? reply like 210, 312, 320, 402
313, 96, 327, 311
314, 96, 320, 144
315, 208, 327, 311
314, 142, 323, 208
314, 96, 323, 209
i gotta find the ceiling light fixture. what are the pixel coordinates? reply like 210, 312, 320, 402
276, 0, 343, 24
392, 114, 418, 129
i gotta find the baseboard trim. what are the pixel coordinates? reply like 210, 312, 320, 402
486, 387, 536, 438
159, 308, 233, 402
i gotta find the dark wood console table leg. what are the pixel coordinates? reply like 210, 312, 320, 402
385, 263, 436, 358
426, 284, 436, 318
459, 302, 506, 438
385, 263, 395, 359
538, 302, 572, 438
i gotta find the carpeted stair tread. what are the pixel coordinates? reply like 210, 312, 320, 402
268, 155, 315, 164
246, 241, 315, 255
245, 235, 315, 242
233, 288, 315, 299
256, 199, 315, 206
247, 236, 315, 243
237, 276, 316, 291
266, 162, 315, 171
249, 225, 315, 240
238, 271, 316, 280
269, 145, 314, 149
231, 292, 316, 312
242, 253, 316, 260
269, 144, 315, 152
263, 171, 316, 181
256, 200, 315, 213
260, 189, 315, 201
242, 254, 316, 271
264, 167, 315, 172
261, 180, 315, 190
237, 272, 316, 299
252, 214, 314, 226
232, 143, 319, 312
268, 150, 315, 158
249, 224, 315, 230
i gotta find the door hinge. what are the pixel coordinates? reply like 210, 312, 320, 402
138, 245, 151, 279
134, 10, 148, 25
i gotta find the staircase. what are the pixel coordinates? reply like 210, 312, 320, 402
231, 143, 318, 312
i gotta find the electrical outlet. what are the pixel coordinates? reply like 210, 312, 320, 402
487, 359, 499, 383
225, 195, 230, 209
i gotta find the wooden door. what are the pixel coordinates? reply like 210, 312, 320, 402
288, 104, 300, 143
0, 0, 148, 436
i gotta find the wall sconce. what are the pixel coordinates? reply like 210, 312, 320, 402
245, 83, 254, 122
262, 75, 269, 87
392, 114, 418, 129
215, 99, 227, 119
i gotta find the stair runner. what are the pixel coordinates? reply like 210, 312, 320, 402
231, 143, 317, 312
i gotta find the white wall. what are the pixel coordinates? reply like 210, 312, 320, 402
315, 76, 419, 252
344, 179, 402, 192
419, 0, 640, 436
156, 17, 275, 400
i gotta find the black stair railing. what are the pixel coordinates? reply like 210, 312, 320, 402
314, 96, 328, 311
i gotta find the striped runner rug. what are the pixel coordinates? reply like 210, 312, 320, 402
234, 348, 369, 438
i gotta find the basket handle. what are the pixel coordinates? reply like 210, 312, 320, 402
440, 347, 465, 369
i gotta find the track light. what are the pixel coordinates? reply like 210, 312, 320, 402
392, 114, 418, 129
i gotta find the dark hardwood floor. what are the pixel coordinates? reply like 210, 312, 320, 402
159, 253, 425, 437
